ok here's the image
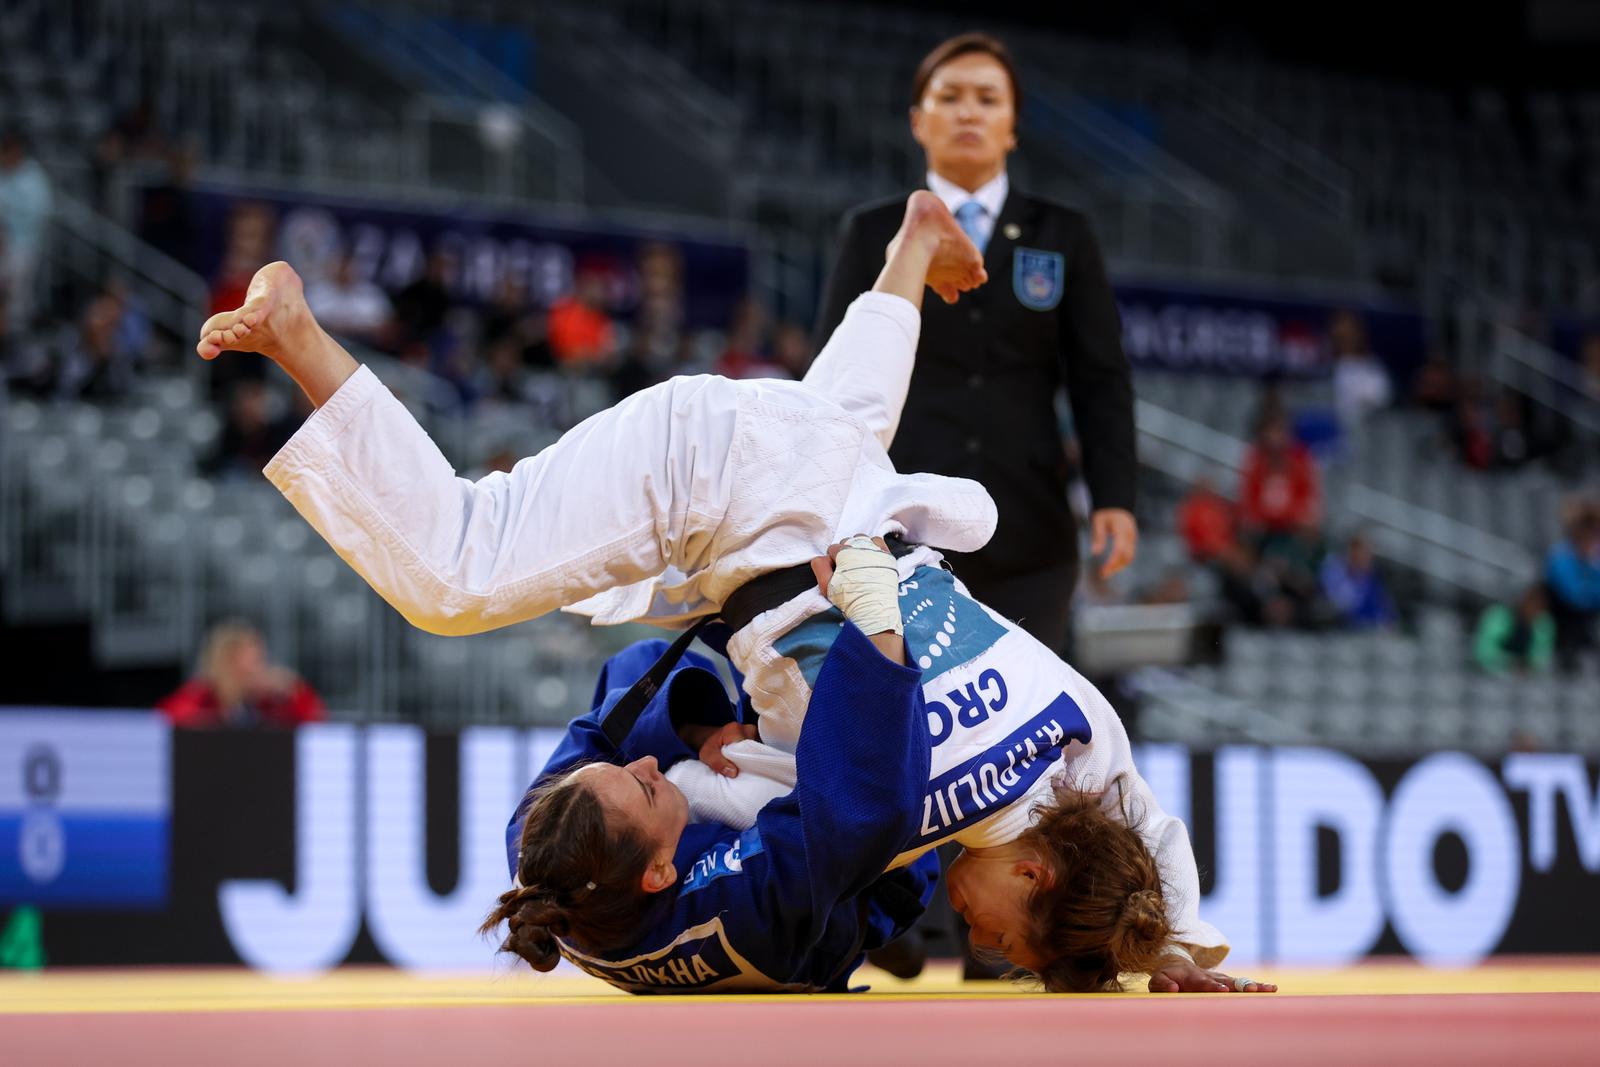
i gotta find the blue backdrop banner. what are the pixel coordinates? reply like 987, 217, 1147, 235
162, 182, 753, 331
1115, 281, 1429, 383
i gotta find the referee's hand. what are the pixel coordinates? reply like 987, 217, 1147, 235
1090, 508, 1138, 579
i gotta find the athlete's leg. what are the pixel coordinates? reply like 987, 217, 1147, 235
802, 192, 985, 450
191, 198, 980, 640
198, 263, 748, 636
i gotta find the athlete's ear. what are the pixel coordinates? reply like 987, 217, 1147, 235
1013, 858, 1048, 888
641, 859, 677, 895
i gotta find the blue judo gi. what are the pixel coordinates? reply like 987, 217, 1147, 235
504, 620, 940, 993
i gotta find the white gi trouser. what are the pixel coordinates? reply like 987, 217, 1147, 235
267, 293, 994, 639
266, 291, 1225, 965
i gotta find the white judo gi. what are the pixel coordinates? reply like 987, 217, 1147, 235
265, 292, 1227, 965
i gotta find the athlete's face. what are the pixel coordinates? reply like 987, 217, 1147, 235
945, 845, 1044, 970
910, 53, 1017, 187
578, 757, 690, 889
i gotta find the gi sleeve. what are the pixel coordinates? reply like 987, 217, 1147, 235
671, 621, 931, 981
504, 639, 736, 879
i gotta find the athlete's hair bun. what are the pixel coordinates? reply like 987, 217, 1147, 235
503, 890, 564, 972
478, 766, 657, 975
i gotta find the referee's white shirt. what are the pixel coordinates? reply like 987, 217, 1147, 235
926, 169, 1009, 249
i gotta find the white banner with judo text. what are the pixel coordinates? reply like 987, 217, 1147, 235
205, 727, 1600, 972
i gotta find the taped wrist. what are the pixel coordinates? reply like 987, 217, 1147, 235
826, 535, 903, 636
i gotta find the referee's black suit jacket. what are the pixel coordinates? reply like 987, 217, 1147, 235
815, 188, 1136, 649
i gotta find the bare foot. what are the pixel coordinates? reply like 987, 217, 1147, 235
888, 191, 988, 304
196, 261, 314, 363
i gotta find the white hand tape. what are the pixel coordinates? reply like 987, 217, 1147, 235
826, 535, 903, 636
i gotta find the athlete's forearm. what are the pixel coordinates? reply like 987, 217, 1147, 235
867, 631, 908, 665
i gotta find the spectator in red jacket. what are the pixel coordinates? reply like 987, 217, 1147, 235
1239, 411, 1322, 547
159, 620, 325, 728
1177, 476, 1238, 562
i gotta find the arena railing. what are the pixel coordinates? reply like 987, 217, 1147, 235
1482, 318, 1600, 440
46, 191, 211, 366
1125, 664, 1321, 747
1023, 73, 1235, 271
315, 0, 585, 203
1177, 72, 1355, 226
1134, 398, 1533, 601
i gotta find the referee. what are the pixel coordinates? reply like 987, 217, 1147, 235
816, 32, 1138, 655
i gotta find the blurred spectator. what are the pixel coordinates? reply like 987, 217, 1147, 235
1256, 527, 1329, 629
1580, 333, 1600, 401
138, 144, 198, 267
0, 129, 53, 331
209, 202, 276, 316
305, 253, 392, 346
1545, 501, 1600, 668
1239, 411, 1322, 546
634, 241, 686, 358
394, 250, 454, 347
481, 274, 554, 369
1452, 376, 1495, 469
715, 297, 785, 379
771, 321, 813, 379
1491, 388, 1533, 467
1138, 570, 1192, 606
53, 285, 148, 400
1474, 584, 1556, 676
1412, 348, 1460, 416
1177, 476, 1238, 562
1452, 379, 1547, 470
474, 334, 533, 405
92, 95, 179, 224
158, 620, 325, 729
207, 381, 297, 479
1329, 310, 1392, 428
95, 95, 174, 171
1319, 532, 1395, 629
609, 330, 664, 401
547, 265, 618, 367
206, 202, 277, 398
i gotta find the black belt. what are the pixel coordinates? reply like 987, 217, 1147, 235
600, 534, 918, 748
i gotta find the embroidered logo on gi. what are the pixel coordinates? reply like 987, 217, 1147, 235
899, 566, 1008, 677
682, 828, 765, 895
1013, 247, 1065, 311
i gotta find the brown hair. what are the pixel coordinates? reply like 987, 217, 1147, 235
199, 619, 265, 710
1013, 775, 1173, 992
910, 32, 1022, 114
478, 768, 653, 971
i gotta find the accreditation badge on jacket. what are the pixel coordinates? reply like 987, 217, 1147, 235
1013, 247, 1065, 311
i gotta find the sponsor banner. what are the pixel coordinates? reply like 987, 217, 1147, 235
157, 182, 752, 330
1115, 282, 1428, 382
0, 710, 169, 909
9, 711, 1597, 969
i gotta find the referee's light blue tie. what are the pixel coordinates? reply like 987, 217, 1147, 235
954, 200, 989, 254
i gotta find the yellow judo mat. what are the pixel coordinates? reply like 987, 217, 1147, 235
6, 960, 1599, 1067
5, 958, 1599, 1014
